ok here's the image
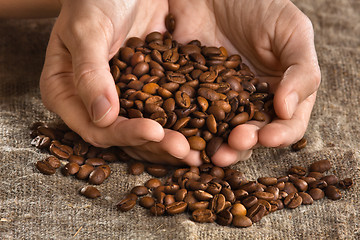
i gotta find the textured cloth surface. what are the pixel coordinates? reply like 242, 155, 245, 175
0, 0, 359, 239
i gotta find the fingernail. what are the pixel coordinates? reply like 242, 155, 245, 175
285, 91, 298, 118
92, 95, 112, 123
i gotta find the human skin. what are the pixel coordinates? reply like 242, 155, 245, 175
1, 0, 320, 167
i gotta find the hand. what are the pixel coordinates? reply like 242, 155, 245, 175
40, 0, 191, 165
169, 0, 321, 166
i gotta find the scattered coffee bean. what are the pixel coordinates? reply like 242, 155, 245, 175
291, 138, 307, 151
309, 160, 331, 173
232, 215, 252, 228
338, 178, 353, 189
128, 162, 145, 175
36, 160, 56, 175
325, 185, 342, 200
192, 209, 216, 223
80, 186, 101, 199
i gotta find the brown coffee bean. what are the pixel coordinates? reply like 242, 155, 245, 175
164, 183, 180, 194
150, 203, 166, 216
291, 137, 307, 151
265, 186, 279, 200
283, 182, 298, 194
88, 167, 106, 185
80, 186, 101, 199
307, 171, 323, 180
206, 181, 222, 195
187, 136, 206, 151
164, 195, 176, 206
231, 203, 247, 216
298, 192, 313, 205
253, 192, 275, 201
139, 196, 155, 209
288, 166, 307, 176
309, 180, 328, 189
210, 194, 226, 213
234, 189, 249, 200
62, 162, 80, 176
128, 162, 145, 175
325, 185, 342, 200
36, 160, 56, 175
44, 156, 61, 169
131, 186, 149, 196
309, 160, 332, 173
192, 209, 216, 223
99, 165, 111, 179
338, 178, 353, 189
206, 137, 223, 157
321, 175, 339, 186
68, 155, 85, 165
216, 209, 233, 226
145, 178, 162, 189
188, 201, 209, 212
257, 177, 277, 186
146, 164, 168, 177
284, 192, 302, 209
175, 91, 191, 108
175, 189, 188, 202
166, 201, 188, 215
76, 164, 94, 180
117, 197, 136, 212
31, 135, 51, 149
229, 112, 249, 127
209, 166, 225, 179
247, 203, 266, 223
194, 190, 213, 201
221, 188, 236, 203
85, 158, 106, 167
232, 215, 252, 228
308, 188, 325, 200
292, 178, 308, 192
49, 141, 73, 160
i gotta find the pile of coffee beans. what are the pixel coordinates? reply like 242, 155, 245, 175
110, 14, 274, 162
117, 159, 353, 228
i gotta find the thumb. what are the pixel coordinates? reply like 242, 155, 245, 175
65, 21, 119, 127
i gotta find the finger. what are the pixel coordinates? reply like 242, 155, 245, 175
274, 9, 321, 119
124, 129, 190, 165
227, 115, 270, 151
62, 17, 120, 127
181, 150, 203, 167
211, 144, 252, 167
259, 92, 316, 147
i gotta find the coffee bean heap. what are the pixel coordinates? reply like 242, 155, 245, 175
110, 14, 274, 162
117, 159, 353, 228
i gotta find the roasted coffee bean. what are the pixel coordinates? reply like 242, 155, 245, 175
309, 160, 331, 173
164, 195, 176, 206
277, 175, 289, 183
321, 175, 339, 186
98, 165, 111, 179
76, 164, 94, 180
292, 178, 308, 192
73, 140, 89, 156
175, 189, 188, 202
150, 203, 166, 216
164, 183, 180, 194
80, 186, 101, 199
85, 158, 106, 166
258, 177, 277, 186
288, 166, 307, 176
298, 192, 314, 205
300, 176, 317, 184
31, 135, 51, 149
325, 185, 342, 200
49, 141, 72, 160
139, 196, 156, 209
44, 156, 61, 169
194, 190, 213, 201
216, 209, 233, 226
187, 136, 206, 151
128, 162, 145, 175
234, 189, 249, 200
146, 164, 168, 177
36, 160, 56, 175
188, 201, 209, 212
68, 155, 85, 165
206, 181, 222, 195
192, 209, 216, 223
308, 188, 325, 200
265, 186, 279, 200
253, 192, 275, 202
88, 167, 106, 185
284, 192, 302, 209
283, 182, 298, 194
247, 203, 266, 223
307, 172, 323, 180
117, 197, 136, 212
291, 138, 307, 151
166, 201, 187, 215
205, 137, 223, 157
62, 162, 80, 176
210, 194, 226, 213
221, 188, 236, 203
338, 178, 353, 189
231, 203, 247, 216
145, 178, 162, 189
309, 180, 328, 189
232, 215, 252, 228
131, 186, 149, 196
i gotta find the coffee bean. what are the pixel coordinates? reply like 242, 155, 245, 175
258, 177, 277, 186
325, 185, 342, 200
291, 137, 307, 151
192, 209, 216, 223
247, 203, 266, 223
85, 158, 106, 167
231, 203, 247, 216
80, 186, 101, 199
206, 137, 223, 157
338, 178, 353, 189
166, 201, 188, 215
145, 178, 162, 189
288, 166, 307, 176
128, 162, 145, 175
62, 162, 80, 176
307, 171, 323, 180
253, 192, 275, 202
88, 167, 106, 185
31, 135, 51, 149
308, 188, 325, 200
36, 160, 56, 175
139, 196, 155, 209
283, 182, 298, 194
309, 180, 328, 189
99, 165, 111, 179
210, 194, 226, 213
232, 215, 252, 228
49, 141, 72, 160
216, 209, 233, 226
221, 188, 236, 203
131, 186, 149, 196
298, 192, 313, 205
44, 156, 61, 169
117, 197, 137, 212
150, 203, 166, 216
284, 192, 302, 209
68, 155, 85, 165
292, 178, 308, 192
188, 201, 209, 212
309, 160, 332, 173
321, 175, 339, 186
164, 195, 176, 206
76, 164, 94, 180
187, 136, 206, 151
146, 164, 168, 177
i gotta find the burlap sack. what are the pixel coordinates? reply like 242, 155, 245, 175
1, 0, 359, 239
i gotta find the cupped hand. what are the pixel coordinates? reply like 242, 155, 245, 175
169, 0, 321, 166
40, 0, 190, 165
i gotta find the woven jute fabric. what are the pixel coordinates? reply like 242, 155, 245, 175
1, 0, 359, 239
